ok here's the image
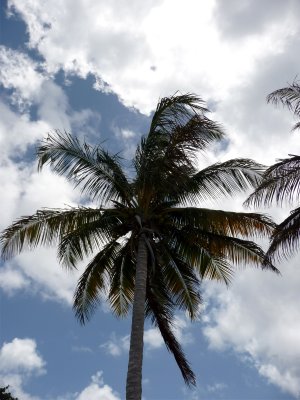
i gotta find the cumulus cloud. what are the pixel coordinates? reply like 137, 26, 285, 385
202, 257, 300, 398
0, 46, 101, 139
0, 46, 46, 109
0, 265, 29, 293
0, 159, 82, 304
0, 340, 119, 400
0, 47, 101, 306
0, 338, 45, 373
0, 338, 45, 400
144, 328, 164, 349
74, 371, 120, 400
8, 0, 298, 114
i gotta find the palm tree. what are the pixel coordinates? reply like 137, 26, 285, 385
245, 82, 300, 262
1, 94, 277, 400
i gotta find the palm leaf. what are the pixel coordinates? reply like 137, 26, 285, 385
37, 130, 132, 205
0, 207, 104, 261
166, 207, 275, 239
245, 155, 300, 207
109, 239, 135, 317
153, 240, 201, 319
169, 226, 278, 277
57, 209, 129, 268
73, 240, 122, 324
146, 282, 196, 387
188, 159, 265, 203
267, 81, 300, 122
134, 94, 224, 207
266, 206, 300, 261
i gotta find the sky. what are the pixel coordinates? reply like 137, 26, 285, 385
0, 0, 300, 399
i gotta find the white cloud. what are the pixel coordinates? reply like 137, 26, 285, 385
144, 328, 163, 349
11, 248, 80, 304
0, 373, 40, 400
0, 338, 45, 373
0, 64, 100, 306
0, 341, 119, 400
75, 371, 120, 400
173, 316, 194, 346
0, 46, 46, 110
202, 257, 300, 398
120, 129, 136, 139
8, 0, 298, 114
0, 338, 45, 400
100, 333, 129, 357
0, 46, 101, 135
0, 159, 83, 304
0, 265, 29, 293
0, 100, 50, 156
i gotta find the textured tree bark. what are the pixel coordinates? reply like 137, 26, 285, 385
126, 234, 148, 400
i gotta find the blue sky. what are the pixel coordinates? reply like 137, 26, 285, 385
1, 1, 300, 399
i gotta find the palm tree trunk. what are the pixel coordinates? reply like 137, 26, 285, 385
126, 233, 148, 400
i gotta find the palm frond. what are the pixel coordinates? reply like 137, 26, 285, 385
134, 94, 225, 206
154, 240, 201, 319
198, 252, 234, 284
188, 159, 265, 203
57, 209, 129, 268
149, 93, 209, 137
109, 240, 135, 317
166, 207, 275, 239
203, 234, 278, 272
245, 155, 300, 207
266, 206, 300, 262
0, 207, 103, 261
37, 130, 132, 205
73, 240, 122, 324
267, 81, 300, 118
169, 226, 278, 278
146, 283, 196, 387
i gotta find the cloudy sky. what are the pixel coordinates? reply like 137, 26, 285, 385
1, 0, 300, 399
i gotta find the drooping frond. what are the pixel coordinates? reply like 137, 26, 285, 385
245, 155, 300, 207
37, 130, 132, 205
73, 240, 122, 324
153, 240, 201, 319
169, 225, 278, 279
187, 159, 265, 204
57, 209, 129, 268
266, 206, 300, 262
166, 207, 275, 239
267, 81, 300, 121
109, 239, 135, 317
146, 283, 196, 387
0, 207, 103, 262
198, 253, 234, 284
201, 233, 278, 272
